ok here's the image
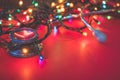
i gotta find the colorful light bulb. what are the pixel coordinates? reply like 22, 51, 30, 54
19, 0, 23, 6
22, 48, 29, 54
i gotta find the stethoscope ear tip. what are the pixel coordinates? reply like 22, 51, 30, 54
93, 30, 107, 43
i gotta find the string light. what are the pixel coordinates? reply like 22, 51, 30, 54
57, 9, 61, 13
19, 0, 23, 6
58, 0, 65, 3
28, 8, 33, 13
60, 7, 65, 12
39, 55, 43, 61
16, 9, 21, 13
8, 17, 12, 21
56, 5, 60, 9
26, 15, 30, 21
51, 2, 56, 7
116, 3, 120, 7
0, 20, 2, 25
83, 32, 88, 36
22, 47, 29, 54
77, 8, 81, 11
70, 3, 74, 8
102, 1, 107, 9
23, 11, 27, 15
118, 10, 120, 13
34, 2, 39, 7
102, 1, 106, 4
102, 5, 107, 9
8, 23, 13, 27
97, 21, 101, 25
66, 2, 70, 6
0, 0, 120, 58
17, 22, 21, 26
106, 16, 112, 20
94, 7, 98, 11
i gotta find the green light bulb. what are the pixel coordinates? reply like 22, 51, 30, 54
0, 21, 2, 25
8, 17, 12, 21
16, 9, 21, 13
107, 16, 111, 20
97, 21, 101, 25
34, 2, 39, 7
58, 15, 62, 19
118, 10, 120, 13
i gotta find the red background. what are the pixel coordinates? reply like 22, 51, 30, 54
0, 18, 120, 80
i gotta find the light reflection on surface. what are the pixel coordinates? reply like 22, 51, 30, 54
0, 18, 120, 80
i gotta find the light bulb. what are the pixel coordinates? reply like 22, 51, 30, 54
19, 0, 23, 6
22, 47, 29, 54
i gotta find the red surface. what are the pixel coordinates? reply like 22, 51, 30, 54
0, 18, 120, 80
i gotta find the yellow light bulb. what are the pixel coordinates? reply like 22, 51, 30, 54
58, 0, 64, 3
70, 3, 74, 7
61, 7, 65, 12
19, 0, 23, 6
116, 3, 120, 7
83, 32, 88, 36
51, 2, 56, 7
22, 48, 29, 54
94, 7, 98, 11
28, 8, 33, 13
56, 6, 60, 9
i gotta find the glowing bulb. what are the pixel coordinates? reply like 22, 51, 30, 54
26, 15, 30, 21
23, 11, 27, 15
9, 14, 12, 17
66, 3, 70, 6
51, 2, 56, 7
97, 22, 101, 25
118, 10, 120, 13
40, 56, 43, 60
94, 7, 98, 11
19, 0, 23, 6
28, 8, 33, 13
58, 0, 64, 3
22, 20, 25, 22
49, 19, 53, 22
17, 22, 21, 26
102, 1, 106, 4
77, 8, 81, 11
56, 6, 60, 9
70, 3, 74, 7
107, 16, 111, 20
57, 9, 61, 13
34, 2, 39, 7
116, 3, 120, 7
83, 32, 87, 36
60, 7, 65, 12
93, 15, 98, 19
8, 17, 12, 21
58, 15, 62, 19
16, 9, 21, 13
9, 23, 12, 27
22, 48, 29, 54
102, 5, 107, 9
0, 20, 2, 25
